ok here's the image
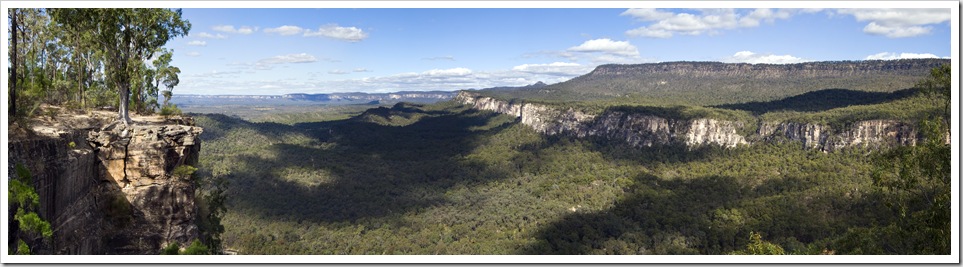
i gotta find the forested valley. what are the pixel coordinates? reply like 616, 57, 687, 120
192, 64, 950, 254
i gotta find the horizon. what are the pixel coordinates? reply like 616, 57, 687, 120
171, 57, 950, 96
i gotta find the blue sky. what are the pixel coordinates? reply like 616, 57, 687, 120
163, 7, 953, 95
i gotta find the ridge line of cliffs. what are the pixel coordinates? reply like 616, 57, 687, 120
455, 91, 923, 151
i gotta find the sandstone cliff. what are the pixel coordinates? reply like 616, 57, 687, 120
7, 110, 203, 254
455, 91, 922, 151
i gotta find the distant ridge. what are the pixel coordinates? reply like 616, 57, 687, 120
478, 58, 949, 106
173, 91, 457, 105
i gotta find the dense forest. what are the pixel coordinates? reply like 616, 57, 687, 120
191, 64, 949, 254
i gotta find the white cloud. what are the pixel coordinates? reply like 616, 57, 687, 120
194, 32, 227, 39
625, 27, 673, 38
264, 25, 305, 36
353, 68, 371, 72
865, 52, 942, 60
621, 8, 674, 21
624, 8, 794, 38
424, 68, 472, 77
739, 8, 791, 27
568, 38, 640, 57
212, 25, 257, 35
862, 22, 932, 38
836, 8, 950, 38
304, 24, 368, 42
328, 69, 349, 75
512, 62, 591, 77
186, 51, 201, 57
724, 51, 807, 64
187, 40, 207, 46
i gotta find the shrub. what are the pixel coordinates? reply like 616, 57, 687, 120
160, 104, 183, 118
161, 243, 180, 255
182, 240, 210, 255
173, 165, 198, 180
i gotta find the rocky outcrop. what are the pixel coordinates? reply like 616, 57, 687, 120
7, 111, 203, 254
456, 91, 924, 151
87, 122, 203, 254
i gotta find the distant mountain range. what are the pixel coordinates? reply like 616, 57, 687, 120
475, 58, 950, 106
172, 91, 458, 106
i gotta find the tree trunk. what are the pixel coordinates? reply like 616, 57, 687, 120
10, 8, 18, 119
119, 83, 132, 125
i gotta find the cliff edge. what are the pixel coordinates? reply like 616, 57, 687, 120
7, 107, 203, 254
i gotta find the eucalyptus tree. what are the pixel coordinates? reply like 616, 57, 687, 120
50, 8, 190, 125
9, 8, 20, 118
151, 49, 181, 107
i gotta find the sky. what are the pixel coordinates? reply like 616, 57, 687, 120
159, 5, 954, 95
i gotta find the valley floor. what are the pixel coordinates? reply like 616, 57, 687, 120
192, 101, 945, 255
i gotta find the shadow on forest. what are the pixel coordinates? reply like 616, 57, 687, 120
517, 171, 837, 255
195, 105, 518, 225
713, 88, 918, 115
194, 102, 896, 254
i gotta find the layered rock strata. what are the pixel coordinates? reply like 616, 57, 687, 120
456, 91, 923, 151
7, 114, 203, 254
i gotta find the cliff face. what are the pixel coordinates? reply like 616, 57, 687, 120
456, 91, 920, 151
456, 92, 747, 148
7, 111, 203, 254
758, 120, 919, 152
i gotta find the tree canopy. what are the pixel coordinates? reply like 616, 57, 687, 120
40, 8, 191, 125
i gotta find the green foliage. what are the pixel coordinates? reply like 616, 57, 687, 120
17, 240, 31, 255
8, 164, 53, 254
160, 104, 183, 117
15, 210, 53, 238
172, 165, 198, 179
68, 141, 76, 149
195, 168, 228, 254
161, 243, 181, 255
9, 179, 39, 210
183, 240, 210, 255
860, 65, 951, 254
734, 232, 785, 255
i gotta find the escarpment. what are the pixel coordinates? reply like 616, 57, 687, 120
456, 91, 925, 151
7, 112, 203, 254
